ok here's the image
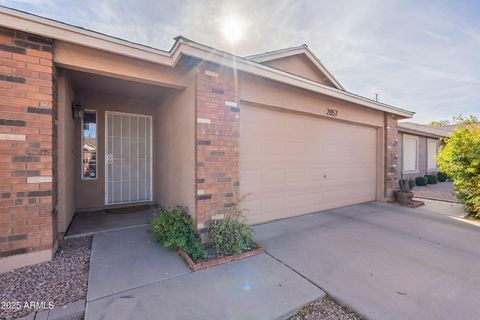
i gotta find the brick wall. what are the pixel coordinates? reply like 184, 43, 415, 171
384, 113, 399, 200
0, 27, 56, 258
195, 62, 240, 230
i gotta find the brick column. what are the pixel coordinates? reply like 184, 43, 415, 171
384, 113, 399, 200
0, 27, 57, 261
195, 62, 240, 230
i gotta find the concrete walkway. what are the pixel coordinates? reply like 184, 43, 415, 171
87, 226, 190, 301
85, 226, 324, 320
416, 199, 480, 228
65, 208, 155, 238
254, 202, 480, 320
420, 198, 467, 218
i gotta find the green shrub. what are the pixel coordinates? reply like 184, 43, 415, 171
437, 172, 448, 182
425, 174, 438, 184
151, 206, 207, 261
208, 195, 254, 256
209, 219, 253, 256
438, 121, 480, 218
415, 176, 428, 186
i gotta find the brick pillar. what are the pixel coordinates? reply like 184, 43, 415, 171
384, 113, 399, 200
195, 62, 240, 230
0, 27, 57, 260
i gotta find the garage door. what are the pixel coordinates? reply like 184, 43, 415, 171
240, 105, 378, 224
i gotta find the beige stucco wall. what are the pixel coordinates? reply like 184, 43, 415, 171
54, 41, 189, 89
239, 72, 384, 128
154, 75, 196, 216
262, 54, 335, 87
57, 70, 76, 233
74, 91, 156, 210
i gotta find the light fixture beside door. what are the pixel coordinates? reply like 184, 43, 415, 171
71, 102, 84, 120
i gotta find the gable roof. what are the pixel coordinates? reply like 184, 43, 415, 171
398, 122, 452, 138
246, 45, 344, 90
0, 5, 414, 118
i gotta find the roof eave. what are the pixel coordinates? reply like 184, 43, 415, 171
398, 127, 450, 139
247, 46, 345, 91
246, 45, 308, 60
0, 6, 175, 65
0, 6, 415, 118
177, 38, 414, 118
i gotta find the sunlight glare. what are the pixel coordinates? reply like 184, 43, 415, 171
221, 15, 244, 44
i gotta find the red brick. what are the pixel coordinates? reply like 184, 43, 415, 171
384, 113, 398, 200
39, 59, 53, 67
0, 34, 12, 45
0, 51, 12, 59
0, 28, 55, 259
27, 49, 52, 60
14, 68, 40, 79
0, 58, 26, 69
15, 83, 40, 92
38, 72, 52, 80
13, 97, 38, 107
27, 78, 52, 88
0, 82, 13, 89
195, 63, 239, 228
26, 63, 51, 73
26, 92, 51, 100
0, 65, 13, 74
13, 53, 39, 64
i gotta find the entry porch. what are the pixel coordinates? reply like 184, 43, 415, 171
56, 65, 196, 237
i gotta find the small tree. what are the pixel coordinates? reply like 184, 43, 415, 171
427, 115, 478, 127
437, 120, 480, 218
428, 120, 450, 127
453, 114, 478, 125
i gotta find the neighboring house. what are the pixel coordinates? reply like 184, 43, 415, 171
438, 124, 458, 135
0, 7, 415, 271
397, 122, 451, 180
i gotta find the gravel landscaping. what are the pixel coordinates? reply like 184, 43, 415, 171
0, 236, 92, 320
290, 296, 364, 320
414, 181, 457, 202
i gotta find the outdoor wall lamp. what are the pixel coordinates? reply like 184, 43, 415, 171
72, 103, 84, 120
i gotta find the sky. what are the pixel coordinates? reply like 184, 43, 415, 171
2, 0, 479, 123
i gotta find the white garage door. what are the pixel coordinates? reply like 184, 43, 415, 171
240, 105, 378, 224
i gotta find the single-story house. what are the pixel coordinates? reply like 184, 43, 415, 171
397, 122, 452, 180
0, 7, 415, 271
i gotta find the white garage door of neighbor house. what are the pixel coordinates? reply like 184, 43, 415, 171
240, 105, 377, 224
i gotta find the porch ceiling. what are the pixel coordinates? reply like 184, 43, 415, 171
67, 69, 174, 100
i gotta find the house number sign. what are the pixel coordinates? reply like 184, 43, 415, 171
326, 108, 338, 117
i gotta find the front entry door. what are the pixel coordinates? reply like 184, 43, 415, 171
105, 112, 152, 205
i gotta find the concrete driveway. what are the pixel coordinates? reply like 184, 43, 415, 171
253, 202, 480, 320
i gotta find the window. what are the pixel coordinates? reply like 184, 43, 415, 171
427, 139, 438, 170
81, 110, 97, 180
403, 134, 418, 172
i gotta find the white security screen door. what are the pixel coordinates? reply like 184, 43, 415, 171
105, 112, 152, 205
